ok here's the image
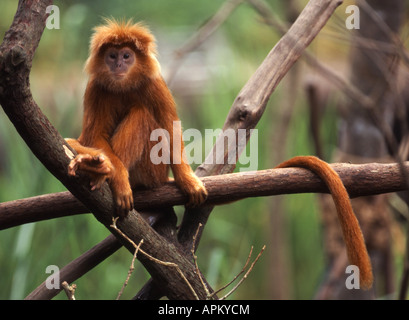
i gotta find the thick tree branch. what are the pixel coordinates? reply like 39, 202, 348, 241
1, 161, 408, 230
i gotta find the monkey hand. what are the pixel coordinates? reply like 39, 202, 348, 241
68, 153, 113, 190
176, 173, 208, 207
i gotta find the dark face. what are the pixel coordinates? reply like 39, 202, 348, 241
104, 46, 136, 78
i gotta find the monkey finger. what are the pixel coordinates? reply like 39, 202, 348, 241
90, 178, 106, 190
68, 154, 91, 175
91, 154, 105, 164
68, 159, 80, 176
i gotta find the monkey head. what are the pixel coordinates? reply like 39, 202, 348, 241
84, 19, 161, 92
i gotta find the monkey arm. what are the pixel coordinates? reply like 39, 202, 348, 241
163, 110, 208, 206
147, 77, 208, 206
69, 105, 134, 215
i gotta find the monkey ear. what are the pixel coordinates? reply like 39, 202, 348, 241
133, 35, 157, 57
127, 22, 157, 57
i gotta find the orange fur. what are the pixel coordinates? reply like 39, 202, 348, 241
66, 19, 207, 216
276, 156, 373, 289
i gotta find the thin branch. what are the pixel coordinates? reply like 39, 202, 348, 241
61, 281, 77, 300
249, 0, 409, 190
220, 245, 266, 300
117, 238, 143, 300
209, 246, 254, 299
357, 0, 409, 68
191, 223, 211, 298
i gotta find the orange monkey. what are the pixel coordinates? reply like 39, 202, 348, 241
66, 19, 207, 216
65, 19, 372, 289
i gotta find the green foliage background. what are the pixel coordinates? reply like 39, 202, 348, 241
0, 0, 363, 300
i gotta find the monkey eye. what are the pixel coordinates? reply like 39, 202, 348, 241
123, 53, 130, 59
109, 53, 116, 59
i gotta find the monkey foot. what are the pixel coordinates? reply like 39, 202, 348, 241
177, 174, 208, 208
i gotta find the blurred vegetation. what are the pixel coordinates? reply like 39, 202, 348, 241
0, 0, 400, 300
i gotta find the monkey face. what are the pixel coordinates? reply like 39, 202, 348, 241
104, 46, 136, 79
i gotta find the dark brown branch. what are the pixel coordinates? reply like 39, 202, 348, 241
0, 192, 88, 230
2, 161, 409, 230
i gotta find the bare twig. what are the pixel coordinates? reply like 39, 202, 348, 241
209, 246, 254, 299
116, 238, 143, 300
191, 223, 203, 254
220, 245, 266, 300
61, 281, 77, 300
191, 223, 211, 298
